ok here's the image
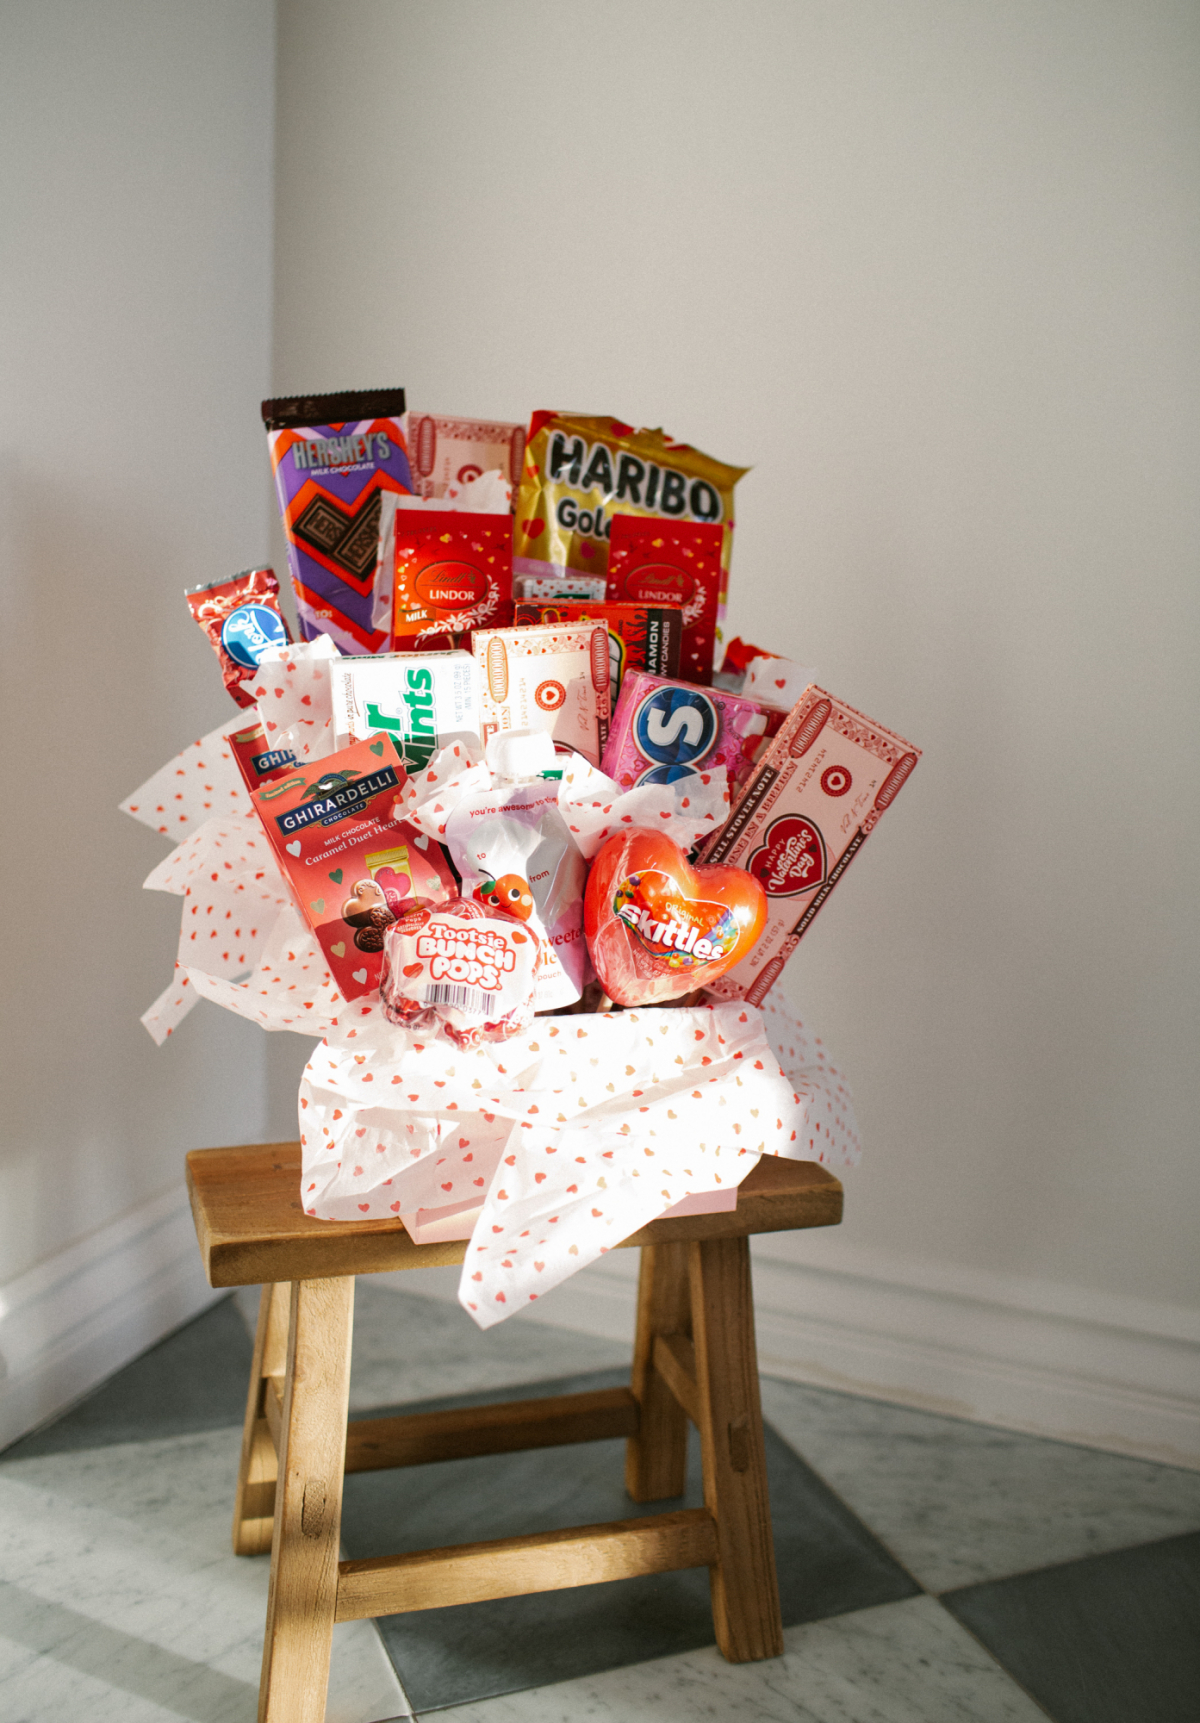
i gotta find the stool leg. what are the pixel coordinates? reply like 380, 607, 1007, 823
258, 1276, 354, 1723
233, 1282, 289, 1555
689, 1236, 783, 1662
625, 1242, 691, 1502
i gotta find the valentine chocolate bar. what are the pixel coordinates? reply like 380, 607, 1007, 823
700, 687, 921, 1003
513, 573, 608, 602
601, 670, 786, 795
472, 621, 611, 765
263, 387, 412, 655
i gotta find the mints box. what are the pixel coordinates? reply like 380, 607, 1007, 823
700, 687, 920, 1004
330, 651, 481, 767
601, 670, 786, 794
249, 734, 456, 1000
472, 621, 610, 764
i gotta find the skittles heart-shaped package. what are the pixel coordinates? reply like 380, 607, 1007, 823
584, 827, 766, 1005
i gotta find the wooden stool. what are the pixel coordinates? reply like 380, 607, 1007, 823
187, 1140, 842, 1723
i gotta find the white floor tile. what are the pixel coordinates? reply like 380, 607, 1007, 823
0, 1428, 409, 1723
759, 1375, 1200, 1591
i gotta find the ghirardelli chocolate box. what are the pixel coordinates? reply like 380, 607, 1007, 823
700, 687, 920, 1003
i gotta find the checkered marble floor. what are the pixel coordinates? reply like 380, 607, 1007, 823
2, 1279, 1197, 1721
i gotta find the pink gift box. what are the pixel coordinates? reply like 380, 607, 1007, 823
401, 1183, 737, 1247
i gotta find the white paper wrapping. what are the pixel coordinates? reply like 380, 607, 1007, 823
298, 996, 855, 1326
397, 742, 730, 861
249, 634, 341, 763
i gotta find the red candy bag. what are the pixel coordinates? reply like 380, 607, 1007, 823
185, 567, 292, 707
606, 517, 724, 685
379, 898, 541, 1047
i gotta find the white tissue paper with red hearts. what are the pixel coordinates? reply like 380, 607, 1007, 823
396, 742, 730, 860
124, 639, 343, 1041
298, 991, 857, 1327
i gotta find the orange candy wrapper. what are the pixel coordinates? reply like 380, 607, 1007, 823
584, 826, 767, 1007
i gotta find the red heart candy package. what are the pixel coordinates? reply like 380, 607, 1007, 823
584, 827, 767, 1006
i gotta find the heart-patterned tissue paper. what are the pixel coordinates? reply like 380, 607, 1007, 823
250, 634, 341, 764
119, 723, 252, 837
300, 998, 830, 1326
396, 740, 730, 859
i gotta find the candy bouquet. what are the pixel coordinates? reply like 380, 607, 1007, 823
123, 391, 920, 1327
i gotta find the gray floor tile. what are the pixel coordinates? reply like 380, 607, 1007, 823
340, 1368, 917, 1713
423, 1593, 1048, 1722
944, 1530, 1200, 1723
759, 1375, 1200, 1591
3, 1298, 253, 1458
345, 1277, 630, 1414
0, 1427, 408, 1722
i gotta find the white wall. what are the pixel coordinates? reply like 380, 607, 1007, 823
0, 0, 283, 1442
275, 1, 1200, 1460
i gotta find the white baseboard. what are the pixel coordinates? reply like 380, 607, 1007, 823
391, 1242, 1200, 1471
0, 1188, 222, 1451
6, 1191, 1196, 1474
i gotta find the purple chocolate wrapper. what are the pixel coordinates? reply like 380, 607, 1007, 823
263, 388, 413, 654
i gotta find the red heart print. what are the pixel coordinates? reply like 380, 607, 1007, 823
520, 518, 545, 539
358, 1203, 370, 1212
584, 827, 767, 1005
747, 814, 827, 897
403, 962, 423, 978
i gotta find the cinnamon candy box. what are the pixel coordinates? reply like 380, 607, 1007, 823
700, 687, 920, 1004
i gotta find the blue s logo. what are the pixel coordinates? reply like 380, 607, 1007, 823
632, 687, 719, 783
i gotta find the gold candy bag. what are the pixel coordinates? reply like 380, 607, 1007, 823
514, 414, 747, 669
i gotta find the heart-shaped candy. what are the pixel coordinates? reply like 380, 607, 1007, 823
584, 827, 766, 1005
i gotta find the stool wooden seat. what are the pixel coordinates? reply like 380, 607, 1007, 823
186, 1140, 842, 1723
